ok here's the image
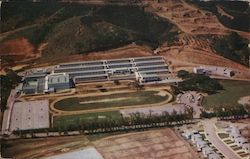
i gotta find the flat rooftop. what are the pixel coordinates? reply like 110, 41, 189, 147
56, 56, 164, 68
48, 73, 69, 84
9, 100, 50, 131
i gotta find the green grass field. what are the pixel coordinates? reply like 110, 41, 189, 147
203, 80, 250, 110
53, 111, 121, 128
54, 90, 169, 111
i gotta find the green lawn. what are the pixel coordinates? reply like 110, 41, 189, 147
54, 90, 169, 111
53, 111, 121, 128
203, 80, 250, 110
218, 133, 229, 139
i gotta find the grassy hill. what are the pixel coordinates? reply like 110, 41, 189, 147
1, 1, 248, 67
1, 2, 179, 59
189, 1, 250, 32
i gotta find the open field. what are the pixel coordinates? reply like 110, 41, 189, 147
93, 128, 199, 159
53, 111, 121, 128
54, 90, 169, 111
2, 128, 199, 159
203, 80, 250, 110
1, 135, 90, 159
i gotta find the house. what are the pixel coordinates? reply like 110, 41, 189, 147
192, 133, 202, 144
193, 66, 234, 77
196, 140, 207, 151
229, 127, 241, 141
182, 130, 198, 140
208, 152, 221, 159
235, 137, 248, 147
202, 146, 214, 158
242, 143, 250, 153
225, 127, 232, 133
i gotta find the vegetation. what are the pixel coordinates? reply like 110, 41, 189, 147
177, 70, 190, 79
2, 2, 179, 58
214, 32, 249, 66
218, 133, 229, 139
201, 104, 248, 119
53, 111, 122, 128
190, 1, 250, 32
215, 105, 248, 120
15, 108, 194, 135
54, 91, 169, 111
1, 2, 63, 32
0, 70, 21, 112
177, 72, 223, 94
203, 80, 250, 110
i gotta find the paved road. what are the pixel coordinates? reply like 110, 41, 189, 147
203, 119, 241, 159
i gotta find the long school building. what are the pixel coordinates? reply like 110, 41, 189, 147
53, 56, 171, 84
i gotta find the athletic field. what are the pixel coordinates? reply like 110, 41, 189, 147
54, 90, 170, 111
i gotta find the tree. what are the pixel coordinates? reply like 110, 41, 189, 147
1, 69, 22, 111
178, 74, 223, 94
177, 70, 190, 79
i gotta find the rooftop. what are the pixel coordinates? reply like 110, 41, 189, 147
48, 73, 69, 84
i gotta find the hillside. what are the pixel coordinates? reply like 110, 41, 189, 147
0, 1, 249, 70
188, 0, 250, 32
1, 2, 179, 66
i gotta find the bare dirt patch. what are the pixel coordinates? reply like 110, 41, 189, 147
143, 0, 228, 35
157, 41, 250, 80
2, 135, 90, 159
217, 5, 234, 20
0, 38, 35, 56
94, 128, 199, 159
143, 0, 250, 40
33, 44, 153, 68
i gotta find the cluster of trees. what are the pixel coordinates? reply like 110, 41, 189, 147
214, 32, 249, 66
190, 1, 249, 32
0, 70, 21, 112
3, 2, 179, 58
201, 104, 249, 119
177, 70, 223, 94
13, 108, 194, 136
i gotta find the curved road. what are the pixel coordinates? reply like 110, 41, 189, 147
203, 119, 241, 159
